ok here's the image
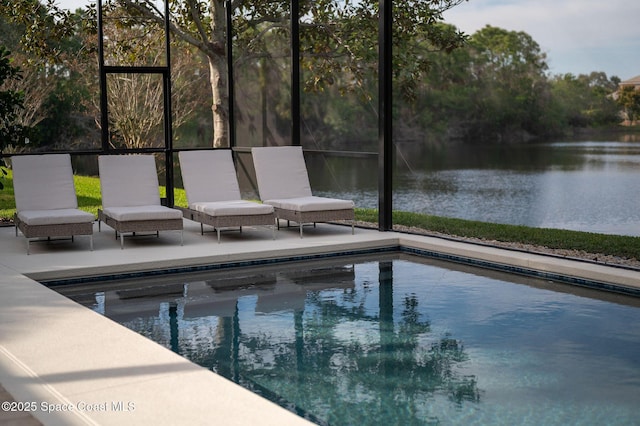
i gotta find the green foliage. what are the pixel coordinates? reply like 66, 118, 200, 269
411, 25, 622, 143
0, 3, 97, 149
0, 45, 26, 190
0, 0, 76, 60
0, 45, 26, 151
464, 26, 550, 140
36, 76, 88, 144
0, 0, 629, 150
294, 0, 467, 99
617, 86, 640, 123
0, 164, 12, 206
0, 165, 14, 214
0, 158, 7, 191
550, 72, 620, 128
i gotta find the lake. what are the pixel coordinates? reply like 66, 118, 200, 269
304, 134, 640, 236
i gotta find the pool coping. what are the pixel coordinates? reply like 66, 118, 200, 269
1, 222, 639, 425
39, 240, 640, 297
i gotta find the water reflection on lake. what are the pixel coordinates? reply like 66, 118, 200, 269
305, 136, 640, 236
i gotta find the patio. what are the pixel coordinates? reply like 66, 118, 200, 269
1, 219, 638, 425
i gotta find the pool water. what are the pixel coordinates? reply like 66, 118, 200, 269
59, 254, 640, 425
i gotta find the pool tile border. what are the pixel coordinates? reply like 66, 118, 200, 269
40, 243, 640, 297
398, 246, 640, 297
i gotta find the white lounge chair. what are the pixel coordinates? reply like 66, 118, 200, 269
97, 154, 183, 249
12, 154, 94, 254
178, 150, 275, 242
251, 146, 355, 237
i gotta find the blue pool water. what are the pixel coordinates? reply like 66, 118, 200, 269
59, 254, 640, 425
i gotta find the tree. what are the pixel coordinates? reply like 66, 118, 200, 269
114, 0, 230, 147
465, 25, 551, 141
1, 53, 58, 132
617, 85, 640, 124
0, 1, 63, 188
1, 1, 96, 148
0, 0, 75, 59
97, 6, 209, 149
3, 0, 469, 149
550, 72, 620, 128
408, 24, 475, 141
0, 46, 25, 189
0, 46, 26, 147
113, 0, 467, 147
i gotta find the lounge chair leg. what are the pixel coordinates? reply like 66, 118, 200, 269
120, 233, 124, 249
217, 228, 221, 243
15, 225, 18, 237
352, 222, 355, 235
89, 235, 94, 251
201, 223, 204, 235
299, 223, 303, 238
181, 230, 184, 246
26, 239, 30, 255
272, 225, 276, 240
98, 220, 101, 232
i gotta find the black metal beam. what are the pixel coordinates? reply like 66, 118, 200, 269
378, 0, 393, 231
96, 1, 392, 219
97, 0, 175, 206
291, 0, 301, 146
163, 0, 174, 207
226, 0, 236, 148
101, 66, 170, 74
97, 0, 109, 152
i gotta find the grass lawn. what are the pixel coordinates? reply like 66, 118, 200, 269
357, 209, 640, 260
2, 171, 639, 260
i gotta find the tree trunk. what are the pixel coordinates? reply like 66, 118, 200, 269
110, 0, 232, 147
208, 54, 229, 148
208, 0, 229, 148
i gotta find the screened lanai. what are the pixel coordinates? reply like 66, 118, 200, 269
96, 0, 395, 230
9, 1, 640, 242
1, 1, 477, 234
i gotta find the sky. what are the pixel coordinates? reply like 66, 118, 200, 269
442, 0, 640, 80
57, 0, 640, 81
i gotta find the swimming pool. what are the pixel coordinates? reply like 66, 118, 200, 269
58, 253, 640, 425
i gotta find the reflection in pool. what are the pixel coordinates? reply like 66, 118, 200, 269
59, 254, 640, 425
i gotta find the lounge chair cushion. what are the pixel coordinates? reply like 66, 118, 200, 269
264, 196, 354, 212
99, 155, 162, 208
102, 205, 183, 222
251, 146, 313, 201
190, 200, 274, 216
179, 150, 242, 203
17, 209, 95, 226
12, 154, 79, 211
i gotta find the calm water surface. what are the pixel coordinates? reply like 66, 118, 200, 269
306, 136, 640, 235
61, 255, 640, 425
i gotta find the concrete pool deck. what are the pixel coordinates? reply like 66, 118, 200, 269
1, 219, 639, 425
